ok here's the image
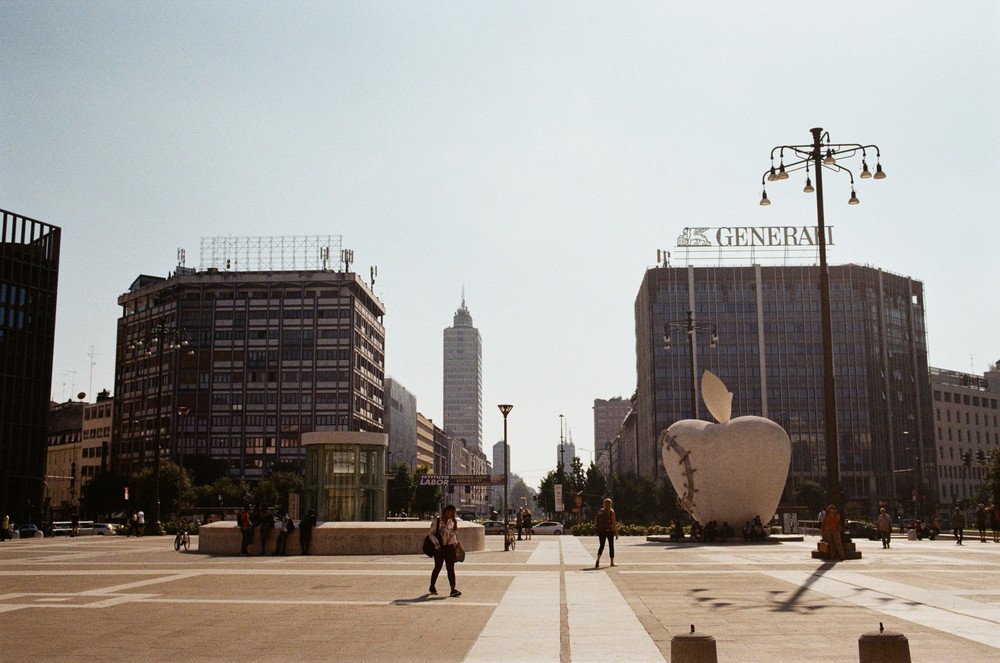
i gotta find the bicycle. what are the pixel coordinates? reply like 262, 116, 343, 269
173, 529, 190, 552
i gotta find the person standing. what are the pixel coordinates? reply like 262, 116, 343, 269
974, 503, 988, 543
273, 512, 292, 555
594, 497, 619, 568
952, 506, 966, 545
1, 513, 9, 541
820, 504, 845, 561
428, 504, 462, 597
259, 508, 275, 554
136, 510, 145, 537
522, 509, 532, 541
239, 506, 252, 555
299, 510, 317, 554
989, 503, 1000, 543
515, 507, 524, 541
876, 507, 893, 549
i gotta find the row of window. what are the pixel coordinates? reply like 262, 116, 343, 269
935, 407, 999, 427
934, 389, 999, 409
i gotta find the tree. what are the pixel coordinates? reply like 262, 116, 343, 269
82, 472, 129, 520
187, 476, 247, 510
411, 465, 441, 517
535, 470, 558, 517
793, 480, 827, 517
180, 454, 228, 486
387, 462, 415, 515
977, 448, 1000, 508
611, 473, 660, 524
264, 471, 304, 512
582, 463, 608, 513
133, 462, 192, 521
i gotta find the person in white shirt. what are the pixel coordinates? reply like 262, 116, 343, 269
428, 505, 462, 597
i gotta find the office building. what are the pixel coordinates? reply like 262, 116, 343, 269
0, 210, 61, 523
112, 237, 386, 480
635, 263, 936, 515
594, 397, 632, 457
384, 377, 417, 469
930, 365, 1000, 508
443, 295, 482, 451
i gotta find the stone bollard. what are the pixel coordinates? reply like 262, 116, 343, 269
858, 623, 911, 663
906, 529, 917, 540
671, 625, 717, 663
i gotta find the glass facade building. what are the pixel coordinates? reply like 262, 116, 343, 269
0, 210, 60, 524
635, 263, 936, 516
302, 431, 386, 521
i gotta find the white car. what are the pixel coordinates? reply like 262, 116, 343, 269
531, 521, 565, 535
92, 523, 117, 535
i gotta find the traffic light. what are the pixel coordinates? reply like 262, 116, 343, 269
976, 450, 986, 464
962, 451, 972, 467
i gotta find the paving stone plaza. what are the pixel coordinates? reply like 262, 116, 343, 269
2, 533, 999, 662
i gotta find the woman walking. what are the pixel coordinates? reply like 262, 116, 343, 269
428, 504, 462, 597
594, 498, 619, 568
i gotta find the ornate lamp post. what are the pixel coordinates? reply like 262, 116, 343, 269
663, 310, 718, 420
760, 127, 886, 550
498, 404, 513, 551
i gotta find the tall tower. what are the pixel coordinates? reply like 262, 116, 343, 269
443, 293, 483, 451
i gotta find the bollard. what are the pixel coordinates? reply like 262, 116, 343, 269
858, 623, 911, 663
671, 624, 717, 663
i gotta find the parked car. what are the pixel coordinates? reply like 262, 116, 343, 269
531, 521, 564, 535
476, 520, 506, 535
17, 524, 41, 539
92, 523, 118, 536
845, 520, 878, 541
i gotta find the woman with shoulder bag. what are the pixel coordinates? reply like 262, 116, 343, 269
428, 504, 462, 597
594, 497, 619, 568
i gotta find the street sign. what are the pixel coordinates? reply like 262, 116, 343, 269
417, 474, 505, 487
554, 484, 564, 512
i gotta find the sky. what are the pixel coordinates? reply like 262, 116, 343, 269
3, 1, 998, 492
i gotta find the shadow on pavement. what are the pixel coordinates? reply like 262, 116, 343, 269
393, 594, 447, 605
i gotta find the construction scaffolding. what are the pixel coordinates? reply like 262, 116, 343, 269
198, 235, 344, 272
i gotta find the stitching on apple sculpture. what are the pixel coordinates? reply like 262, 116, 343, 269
661, 431, 698, 512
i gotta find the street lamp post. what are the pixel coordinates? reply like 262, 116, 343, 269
498, 404, 513, 551
663, 310, 718, 420
760, 127, 886, 556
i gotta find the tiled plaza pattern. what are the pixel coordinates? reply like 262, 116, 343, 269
1, 532, 999, 662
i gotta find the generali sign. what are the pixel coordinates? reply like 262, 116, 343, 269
676, 226, 834, 248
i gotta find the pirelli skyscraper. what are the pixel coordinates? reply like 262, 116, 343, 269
443, 295, 482, 451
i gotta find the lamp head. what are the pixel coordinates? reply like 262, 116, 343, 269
777, 162, 789, 180
759, 190, 770, 206
873, 163, 886, 179
767, 166, 778, 182
823, 149, 836, 165
803, 177, 814, 193
848, 188, 860, 205
860, 159, 872, 179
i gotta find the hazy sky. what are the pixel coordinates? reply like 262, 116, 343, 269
3, 1, 998, 491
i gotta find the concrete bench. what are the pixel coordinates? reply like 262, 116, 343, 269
197, 520, 485, 556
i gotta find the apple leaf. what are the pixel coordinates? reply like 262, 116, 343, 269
701, 370, 733, 424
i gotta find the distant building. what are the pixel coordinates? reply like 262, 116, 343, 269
443, 294, 482, 451
594, 397, 632, 457
384, 378, 417, 469
46, 400, 85, 517
930, 365, 1000, 508
634, 263, 935, 516
112, 245, 386, 481
492, 439, 505, 476
417, 412, 443, 473
82, 391, 114, 481
0, 210, 61, 523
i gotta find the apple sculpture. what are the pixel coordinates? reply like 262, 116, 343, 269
658, 371, 791, 527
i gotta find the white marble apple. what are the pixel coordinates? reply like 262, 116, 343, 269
659, 371, 791, 527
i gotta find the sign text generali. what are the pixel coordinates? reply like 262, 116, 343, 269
677, 226, 834, 248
